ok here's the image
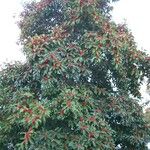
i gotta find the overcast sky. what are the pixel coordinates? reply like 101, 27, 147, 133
0, 0, 25, 64
112, 0, 150, 53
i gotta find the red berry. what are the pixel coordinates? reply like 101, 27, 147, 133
44, 59, 49, 64
60, 109, 65, 115
66, 100, 71, 107
88, 132, 95, 138
79, 50, 84, 56
88, 116, 96, 122
81, 126, 88, 130
82, 101, 87, 106
80, 117, 84, 122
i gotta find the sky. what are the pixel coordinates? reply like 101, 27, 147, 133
112, 0, 150, 53
0, 0, 26, 65
0, 0, 149, 102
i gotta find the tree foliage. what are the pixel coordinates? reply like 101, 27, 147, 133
0, 0, 150, 149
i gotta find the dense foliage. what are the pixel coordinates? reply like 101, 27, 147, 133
0, 0, 150, 149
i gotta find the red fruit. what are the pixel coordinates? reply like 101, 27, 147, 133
79, 50, 84, 56
88, 116, 96, 122
53, 61, 61, 69
32, 115, 40, 125
27, 109, 33, 115
23, 127, 32, 144
25, 117, 30, 123
32, 119, 36, 125
50, 54, 55, 59
88, 132, 95, 138
66, 100, 71, 107
50, 54, 58, 61
88, 0, 95, 4
38, 105, 45, 112
80, 117, 84, 122
96, 36, 102, 41
44, 59, 49, 64
23, 109, 32, 115
79, 0, 84, 6
81, 126, 88, 130
60, 109, 65, 115
42, 35, 48, 41
43, 76, 48, 81
82, 101, 87, 106
98, 44, 102, 48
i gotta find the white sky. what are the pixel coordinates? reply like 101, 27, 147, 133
112, 0, 150, 54
0, 0, 149, 102
0, 0, 25, 64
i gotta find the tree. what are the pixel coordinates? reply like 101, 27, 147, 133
18, 0, 119, 43
0, 0, 150, 149
144, 108, 150, 145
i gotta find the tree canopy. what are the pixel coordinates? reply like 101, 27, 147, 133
0, 0, 150, 149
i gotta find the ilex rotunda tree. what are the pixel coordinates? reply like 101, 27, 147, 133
0, 0, 150, 149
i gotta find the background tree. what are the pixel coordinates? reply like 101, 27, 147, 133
0, 0, 150, 149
